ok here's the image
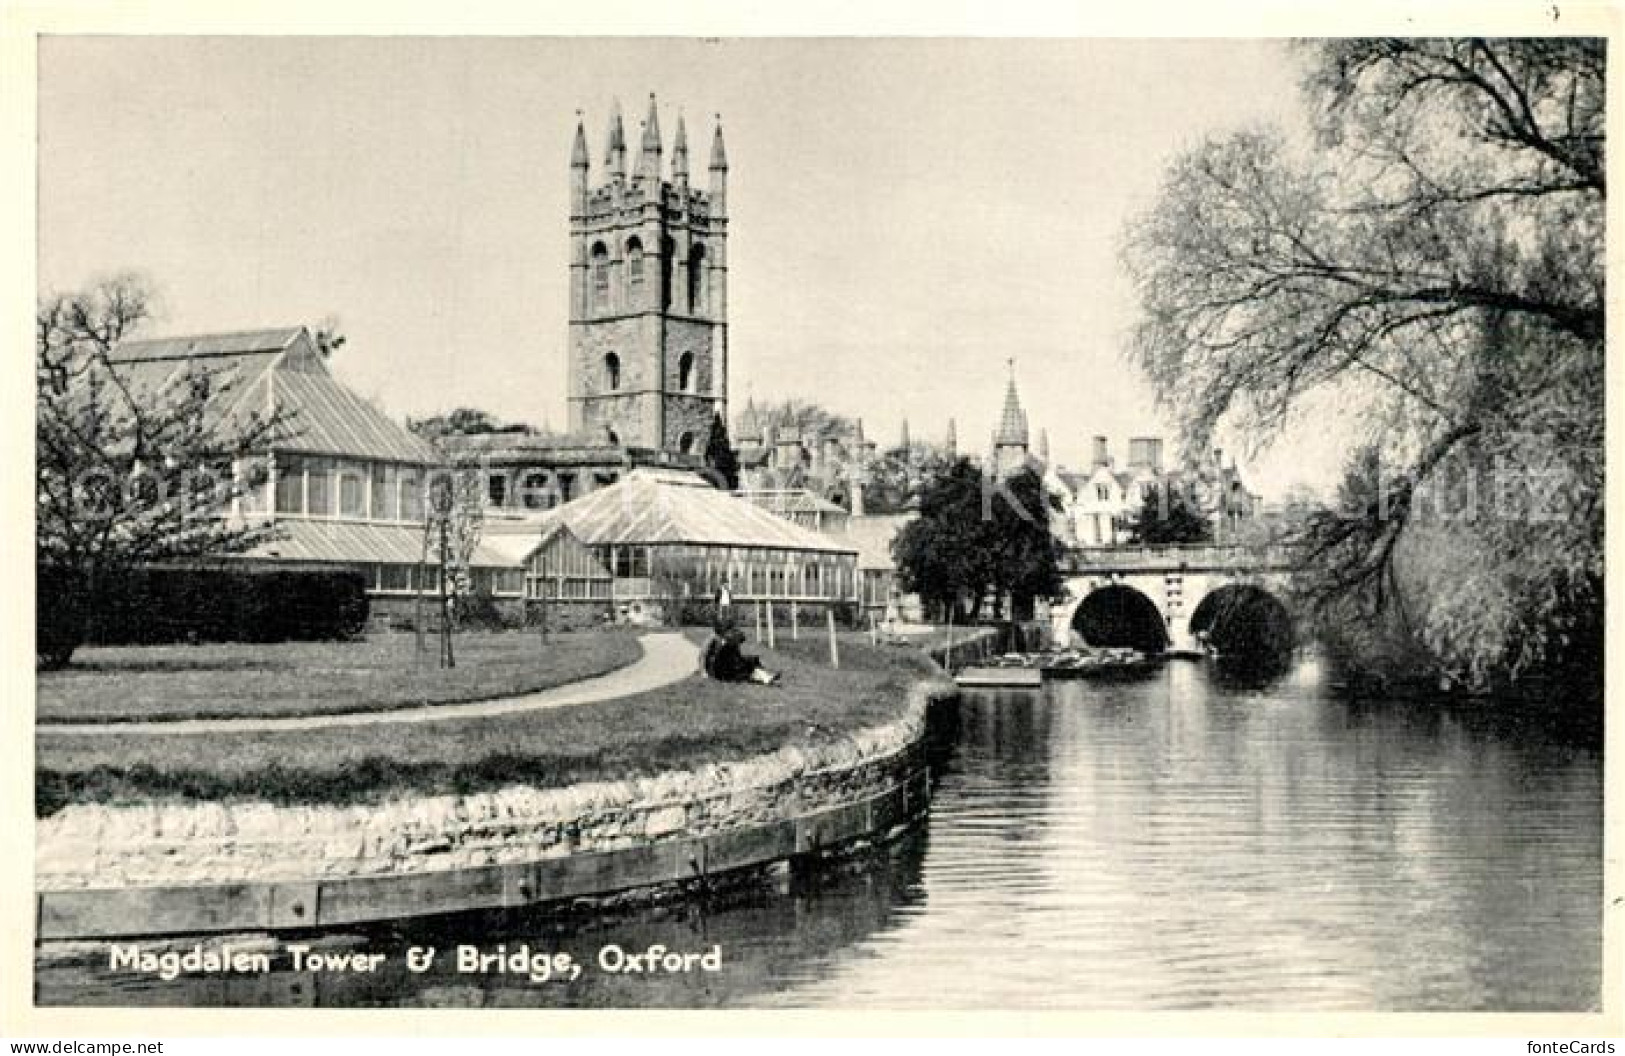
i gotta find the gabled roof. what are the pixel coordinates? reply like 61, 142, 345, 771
268, 364, 440, 463
109, 326, 439, 466
538, 469, 858, 555
832, 513, 911, 572
112, 327, 306, 362
480, 521, 573, 565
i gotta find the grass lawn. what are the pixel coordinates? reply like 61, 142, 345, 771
36, 630, 642, 724
36, 630, 944, 816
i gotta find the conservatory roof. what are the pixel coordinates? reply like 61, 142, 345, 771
525, 470, 859, 555
244, 518, 520, 569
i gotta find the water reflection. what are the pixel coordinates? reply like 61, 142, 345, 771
37, 658, 1602, 1011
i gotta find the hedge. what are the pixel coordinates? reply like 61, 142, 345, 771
38, 565, 370, 653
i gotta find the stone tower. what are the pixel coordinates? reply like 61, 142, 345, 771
568, 96, 729, 454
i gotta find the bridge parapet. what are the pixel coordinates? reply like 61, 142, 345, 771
1061, 542, 1300, 575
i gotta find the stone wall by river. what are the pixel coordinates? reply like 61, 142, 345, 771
37, 680, 954, 894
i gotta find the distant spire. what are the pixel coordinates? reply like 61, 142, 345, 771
570, 112, 589, 169
672, 111, 689, 185
946, 417, 958, 455
995, 360, 1029, 448
900, 418, 911, 449
1038, 427, 1050, 464
736, 396, 761, 444
605, 98, 626, 180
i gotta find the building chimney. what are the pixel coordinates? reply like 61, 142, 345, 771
1092, 435, 1110, 469
1129, 436, 1165, 474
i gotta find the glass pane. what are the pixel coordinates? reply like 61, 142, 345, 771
401, 471, 423, 521
306, 458, 332, 516
274, 456, 303, 514
339, 464, 365, 517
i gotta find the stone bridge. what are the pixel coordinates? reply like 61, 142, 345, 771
1050, 543, 1300, 655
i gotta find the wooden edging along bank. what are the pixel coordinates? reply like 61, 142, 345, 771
37, 671, 958, 942
36, 767, 932, 941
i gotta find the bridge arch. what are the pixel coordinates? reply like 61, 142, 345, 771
1188, 583, 1295, 662
1071, 585, 1169, 653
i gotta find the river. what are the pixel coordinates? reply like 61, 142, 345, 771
36, 655, 1603, 1011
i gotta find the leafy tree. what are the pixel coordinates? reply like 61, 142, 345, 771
863, 444, 954, 515
758, 397, 855, 440
1123, 40, 1603, 693
703, 412, 740, 490
313, 315, 346, 357
409, 407, 531, 439
36, 274, 292, 668
892, 460, 1062, 624
1124, 484, 1213, 545
415, 463, 484, 667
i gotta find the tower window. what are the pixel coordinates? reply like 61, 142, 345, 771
678, 351, 695, 393
626, 237, 644, 293
661, 236, 675, 310
604, 352, 621, 390
678, 431, 695, 455
605, 427, 620, 446
591, 242, 610, 308
689, 243, 707, 313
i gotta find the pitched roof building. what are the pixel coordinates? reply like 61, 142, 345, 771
488, 468, 860, 622
109, 326, 524, 610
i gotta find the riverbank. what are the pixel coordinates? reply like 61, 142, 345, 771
36, 626, 957, 937
38, 632, 941, 815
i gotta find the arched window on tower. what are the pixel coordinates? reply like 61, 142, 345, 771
688, 243, 707, 313
678, 351, 695, 393
626, 237, 644, 296
660, 236, 675, 310
605, 427, 620, 446
604, 352, 621, 390
591, 242, 610, 308
678, 431, 695, 455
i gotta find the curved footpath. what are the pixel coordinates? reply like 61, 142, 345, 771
36, 633, 958, 940
40, 631, 698, 737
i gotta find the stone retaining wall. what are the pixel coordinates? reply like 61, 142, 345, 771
37, 679, 954, 896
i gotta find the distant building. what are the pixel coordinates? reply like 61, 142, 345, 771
964, 363, 1259, 547
497, 468, 859, 624
735, 488, 852, 534
445, 95, 731, 512
732, 398, 878, 504
1058, 434, 1258, 546
829, 512, 915, 621
107, 326, 525, 622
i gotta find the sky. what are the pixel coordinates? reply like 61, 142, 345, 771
38, 36, 1341, 496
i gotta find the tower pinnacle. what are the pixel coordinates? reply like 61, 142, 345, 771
571, 113, 589, 169
605, 99, 626, 181
636, 94, 662, 184
709, 116, 728, 171
672, 111, 689, 187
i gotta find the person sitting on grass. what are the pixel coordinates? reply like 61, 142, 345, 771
702, 613, 781, 685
